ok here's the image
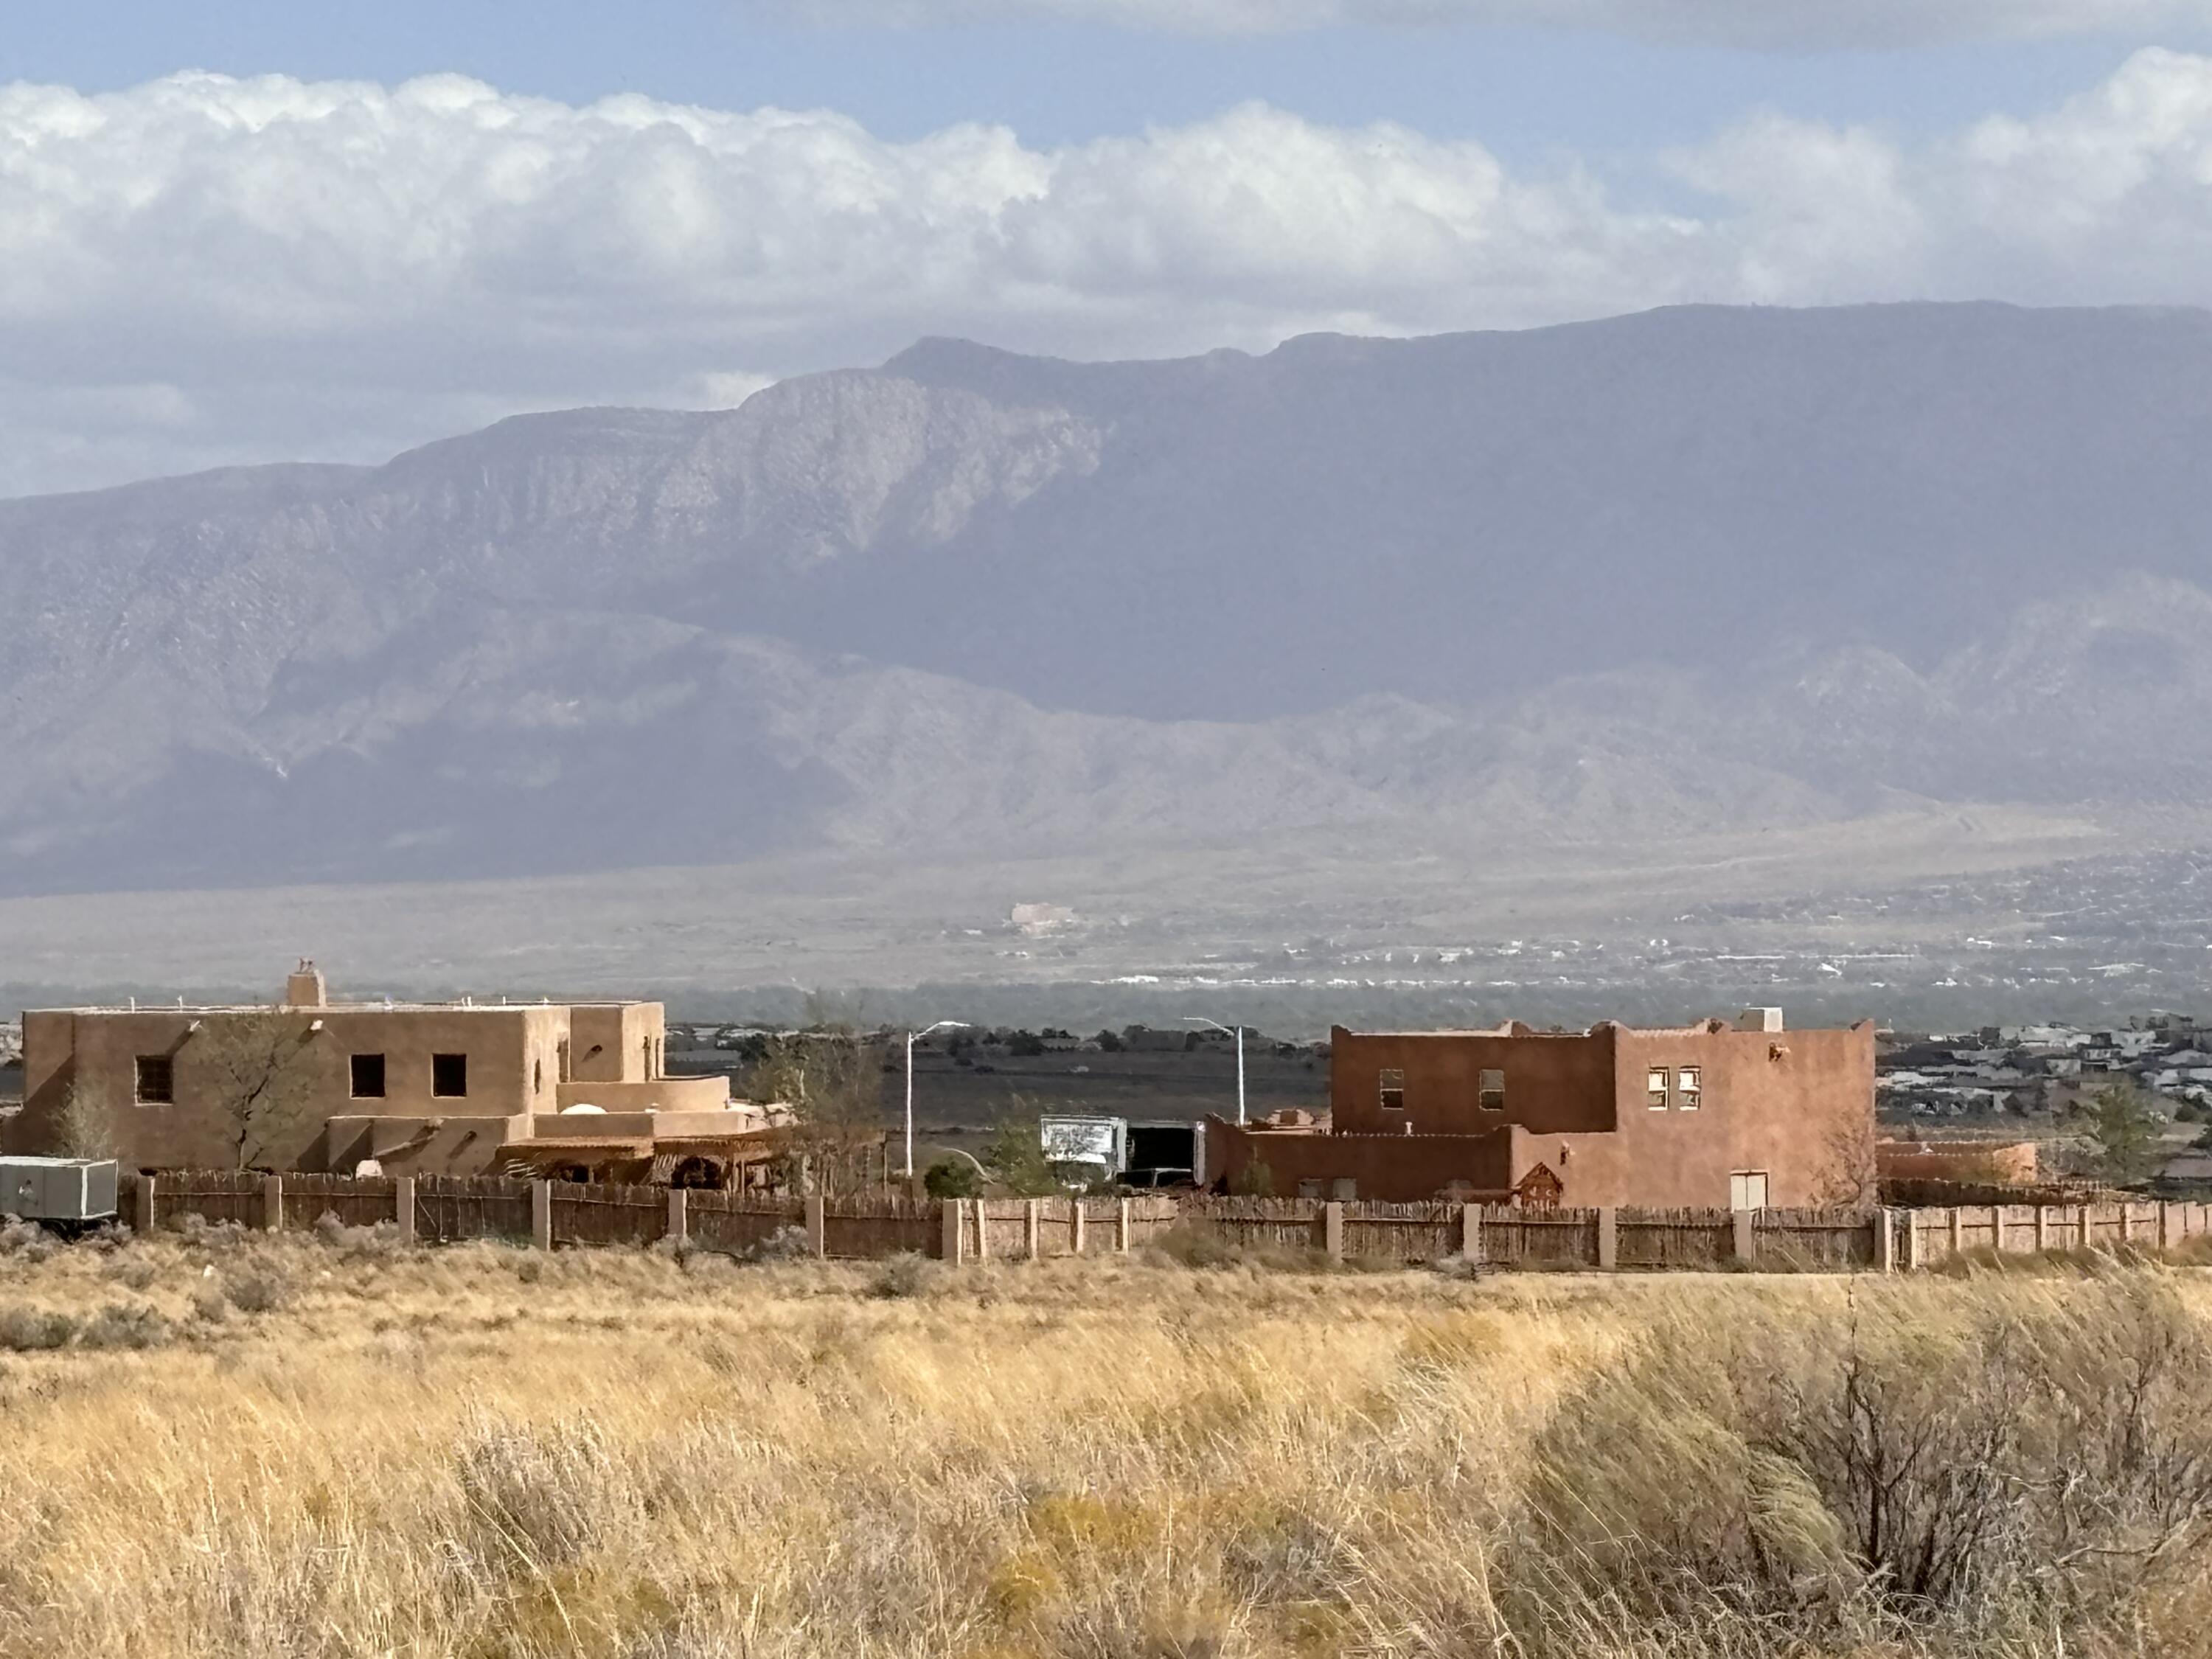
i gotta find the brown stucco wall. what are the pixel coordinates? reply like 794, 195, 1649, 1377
1323, 1020, 1877, 1206
1205, 1116, 1516, 1198
1330, 1026, 1618, 1135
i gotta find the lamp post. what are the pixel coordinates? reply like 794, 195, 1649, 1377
905, 1020, 969, 1178
1184, 1017, 1248, 1125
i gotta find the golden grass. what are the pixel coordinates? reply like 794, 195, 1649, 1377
1, 1224, 2208, 1658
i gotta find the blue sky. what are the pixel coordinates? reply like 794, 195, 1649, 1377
6, 1, 2212, 495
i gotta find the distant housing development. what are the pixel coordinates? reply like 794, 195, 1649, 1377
3, 962, 786, 1186
1204, 1009, 1875, 1207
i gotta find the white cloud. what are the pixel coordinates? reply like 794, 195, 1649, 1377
771, 0, 2212, 48
5, 52, 2212, 494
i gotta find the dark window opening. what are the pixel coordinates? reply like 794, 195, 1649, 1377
350, 1053, 386, 1099
533, 1058, 543, 1095
135, 1054, 174, 1103
1378, 1067, 1405, 1112
1478, 1068, 1506, 1111
432, 1053, 468, 1098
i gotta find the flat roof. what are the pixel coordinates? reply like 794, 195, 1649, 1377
27, 998, 653, 1015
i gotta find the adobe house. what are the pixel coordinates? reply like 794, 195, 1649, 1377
1203, 1009, 1876, 1207
4, 961, 783, 1184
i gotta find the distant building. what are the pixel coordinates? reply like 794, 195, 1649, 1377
1203, 1009, 1875, 1207
4, 961, 783, 1186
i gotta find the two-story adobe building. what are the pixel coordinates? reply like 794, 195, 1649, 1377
2, 961, 786, 1185
1203, 1009, 1875, 1207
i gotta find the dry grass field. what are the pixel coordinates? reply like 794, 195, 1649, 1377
3, 1220, 2211, 1658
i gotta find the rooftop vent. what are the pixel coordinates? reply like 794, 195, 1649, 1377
1737, 1007, 1784, 1033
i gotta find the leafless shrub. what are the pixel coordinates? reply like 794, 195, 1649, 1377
223, 1272, 288, 1315
0, 1216, 58, 1263
77, 1303, 173, 1351
1518, 1274, 2212, 1647
869, 1252, 941, 1299
0, 1304, 77, 1350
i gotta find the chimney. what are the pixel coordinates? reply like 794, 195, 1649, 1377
1736, 1007, 1784, 1033
285, 959, 327, 1009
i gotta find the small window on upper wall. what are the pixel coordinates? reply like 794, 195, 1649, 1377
1478, 1068, 1506, 1110
1646, 1067, 1670, 1109
1676, 1067, 1702, 1110
350, 1054, 386, 1099
1379, 1068, 1406, 1111
432, 1053, 467, 1098
135, 1054, 174, 1104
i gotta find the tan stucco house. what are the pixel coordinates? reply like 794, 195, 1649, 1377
4, 961, 785, 1185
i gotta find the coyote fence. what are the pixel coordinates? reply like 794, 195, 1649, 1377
111, 1173, 2212, 1273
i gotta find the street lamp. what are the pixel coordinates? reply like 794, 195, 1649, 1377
1184, 1017, 1248, 1125
904, 1020, 969, 1178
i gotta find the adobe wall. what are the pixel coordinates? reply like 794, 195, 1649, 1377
1605, 1023, 1875, 1208
7, 1004, 573, 1171
1204, 1116, 1514, 1200
1324, 1020, 1877, 1207
1876, 1138, 2039, 1184
568, 1004, 666, 1084
1330, 1026, 1618, 1135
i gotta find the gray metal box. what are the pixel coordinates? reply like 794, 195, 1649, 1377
0, 1157, 120, 1222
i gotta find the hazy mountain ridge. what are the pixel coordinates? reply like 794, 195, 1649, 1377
5, 301, 2212, 894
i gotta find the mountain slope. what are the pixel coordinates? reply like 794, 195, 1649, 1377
5, 301, 2212, 894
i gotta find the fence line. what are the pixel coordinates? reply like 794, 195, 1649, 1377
109, 1172, 2212, 1273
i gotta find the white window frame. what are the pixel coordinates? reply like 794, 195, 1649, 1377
1379, 1067, 1406, 1112
1675, 1066, 1702, 1110
1478, 1068, 1506, 1111
1646, 1066, 1670, 1110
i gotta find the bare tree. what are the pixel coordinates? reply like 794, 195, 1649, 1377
195, 1009, 323, 1170
744, 1018, 887, 1197
52, 1077, 118, 1161
1812, 1109, 1879, 1208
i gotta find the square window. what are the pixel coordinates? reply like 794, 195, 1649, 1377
350, 1053, 386, 1099
1676, 1067, 1702, 1110
1646, 1066, 1670, 1110
431, 1053, 467, 1098
1478, 1068, 1506, 1110
135, 1054, 174, 1103
1379, 1067, 1405, 1111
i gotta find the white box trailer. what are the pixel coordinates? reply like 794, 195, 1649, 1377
0, 1157, 120, 1223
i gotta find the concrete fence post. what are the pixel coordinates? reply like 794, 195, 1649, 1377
1116, 1197, 1131, 1253
1461, 1203, 1481, 1263
2120, 1204, 2135, 1246
262, 1174, 284, 1233
1324, 1201, 1346, 1261
667, 1187, 687, 1248
2034, 1206, 2051, 1253
804, 1194, 827, 1259
2080, 1206, 2094, 1251
941, 1199, 965, 1265
1731, 1208, 1755, 1266
1024, 1199, 1041, 1262
1875, 1208, 1895, 1274
395, 1176, 416, 1247
133, 1173, 156, 1235
1069, 1197, 1085, 1256
974, 1200, 990, 1262
1596, 1207, 1618, 1270
1905, 1209, 1922, 1272
1947, 1206, 1962, 1259
531, 1180, 553, 1251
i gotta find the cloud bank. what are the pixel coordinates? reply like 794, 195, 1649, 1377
6, 51, 2212, 493
772, 0, 2212, 48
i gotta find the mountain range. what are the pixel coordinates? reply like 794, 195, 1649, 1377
7, 299, 2212, 897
